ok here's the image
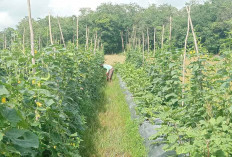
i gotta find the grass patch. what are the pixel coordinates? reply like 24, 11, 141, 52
79, 75, 146, 157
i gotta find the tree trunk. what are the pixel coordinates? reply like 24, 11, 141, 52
161, 25, 165, 49
97, 34, 101, 50
147, 27, 149, 53
182, 7, 191, 106
48, 13, 54, 45
154, 27, 156, 56
76, 17, 79, 49
101, 43, 103, 50
135, 37, 138, 49
128, 30, 131, 50
125, 29, 128, 48
120, 31, 124, 52
27, 0, 35, 67
132, 25, 135, 48
57, 16, 66, 48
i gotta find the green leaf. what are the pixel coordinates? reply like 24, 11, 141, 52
1, 107, 21, 125
0, 85, 9, 95
216, 116, 224, 124
5, 128, 39, 148
167, 134, 178, 143
70, 132, 78, 137
46, 99, 55, 106
210, 118, 216, 125
0, 132, 3, 141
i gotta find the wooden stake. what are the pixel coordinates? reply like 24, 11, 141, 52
154, 27, 156, 56
27, 0, 35, 66
169, 16, 172, 47
46, 28, 49, 46
2, 34, 4, 49
4, 34, 7, 49
38, 35, 41, 51
57, 16, 66, 48
182, 7, 191, 106
76, 17, 79, 49
94, 31, 97, 55
142, 32, 145, 63
23, 27, 25, 54
48, 13, 54, 45
147, 27, 149, 53
161, 25, 165, 49
85, 25, 88, 50
187, 7, 199, 54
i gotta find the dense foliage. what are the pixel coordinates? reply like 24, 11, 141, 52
117, 49, 232, 156
0, 44, 105, 156
0, 0, 232, 54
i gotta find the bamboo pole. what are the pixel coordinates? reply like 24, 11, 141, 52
169, 16, 172, 47
154, 27, 156, 56
142, 32, 145, 63
57, 16, 66, 48
2, 34, 4, 49
94, 31, 97, 55
85, 25, 88, 50
147, 27, 149, 53
39, 35, 41, 51
46, 28, 49, 46
161, 25, 165, 49
182, 7, 191, 106
76, 17, 79, 49
27, 0, 35, 66
90, 38, 93, 50
48, 13, 54, 45
4, 34, 6, 49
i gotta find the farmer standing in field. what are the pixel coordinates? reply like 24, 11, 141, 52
102, 64, 114, 81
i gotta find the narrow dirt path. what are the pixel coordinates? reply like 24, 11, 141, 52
80, 55, 146, 157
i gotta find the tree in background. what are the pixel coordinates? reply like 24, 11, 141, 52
0, 0, 232, 54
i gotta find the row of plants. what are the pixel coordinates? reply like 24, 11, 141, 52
0, 42, 105, 156
117, 49, 232, 156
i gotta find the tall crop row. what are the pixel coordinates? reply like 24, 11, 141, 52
0, 43, 105, 156
117, 50, 232, 156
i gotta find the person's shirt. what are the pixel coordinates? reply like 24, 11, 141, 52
103, 64, 112, 73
